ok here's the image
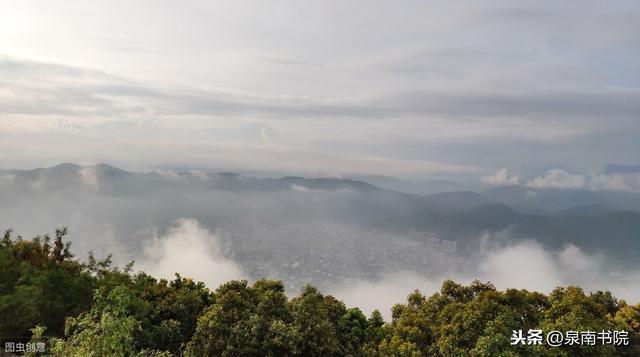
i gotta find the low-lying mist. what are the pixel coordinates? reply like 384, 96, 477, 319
137, 218, 246, 289
128, 218, 640, 320
330, 231, 640, 319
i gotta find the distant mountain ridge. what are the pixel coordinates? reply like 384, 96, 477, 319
484, 185, 640, 214
345, 174, 464, 195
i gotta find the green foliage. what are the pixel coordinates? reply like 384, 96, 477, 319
186, 281, 375, 356
0, 228, 94, 337
130, 273, 213, 354
52, 286, 145, 356
1, 229, 639, 356
186, 279, 300, 356
368, 281, 638, 357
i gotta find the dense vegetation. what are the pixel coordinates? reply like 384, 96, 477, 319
1, 228, 638, 356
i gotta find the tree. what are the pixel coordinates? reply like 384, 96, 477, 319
0, 229, 94, 337
130, 273, 213, 354
536, 286, 618, 356
289, 285, 344, 356
51, 286, 170, 356
186, 279, 299, 356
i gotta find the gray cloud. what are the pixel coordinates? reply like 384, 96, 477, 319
3, 56, 638, 123
1, 1, 639, 177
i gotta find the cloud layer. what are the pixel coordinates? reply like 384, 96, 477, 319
1, 1, 639, 178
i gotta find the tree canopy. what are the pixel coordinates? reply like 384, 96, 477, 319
1, 228, 638, 356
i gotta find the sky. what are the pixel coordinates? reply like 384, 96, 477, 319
1, 0, 639, 181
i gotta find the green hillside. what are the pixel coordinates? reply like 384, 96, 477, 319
1, 228, 638, 356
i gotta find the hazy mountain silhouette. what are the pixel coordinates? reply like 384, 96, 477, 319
485, 185, 640, 214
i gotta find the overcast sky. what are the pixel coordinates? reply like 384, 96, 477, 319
1, 0, 638, 180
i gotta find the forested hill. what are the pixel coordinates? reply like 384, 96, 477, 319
1, 229, 639, 356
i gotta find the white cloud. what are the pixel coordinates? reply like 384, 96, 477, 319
78, 166, 99, 190
187, 170, 209, 180
589, 173, 640, 192
330, 232, 640, 320
290, 184, 353, 194
525, 169, 586, 189
476, 239, 563, 292
152, 168, 180, 178
482, 167, 521, 186
330, 271, 442, 319
138, 218, 245, 287
493, 168, 640, 192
